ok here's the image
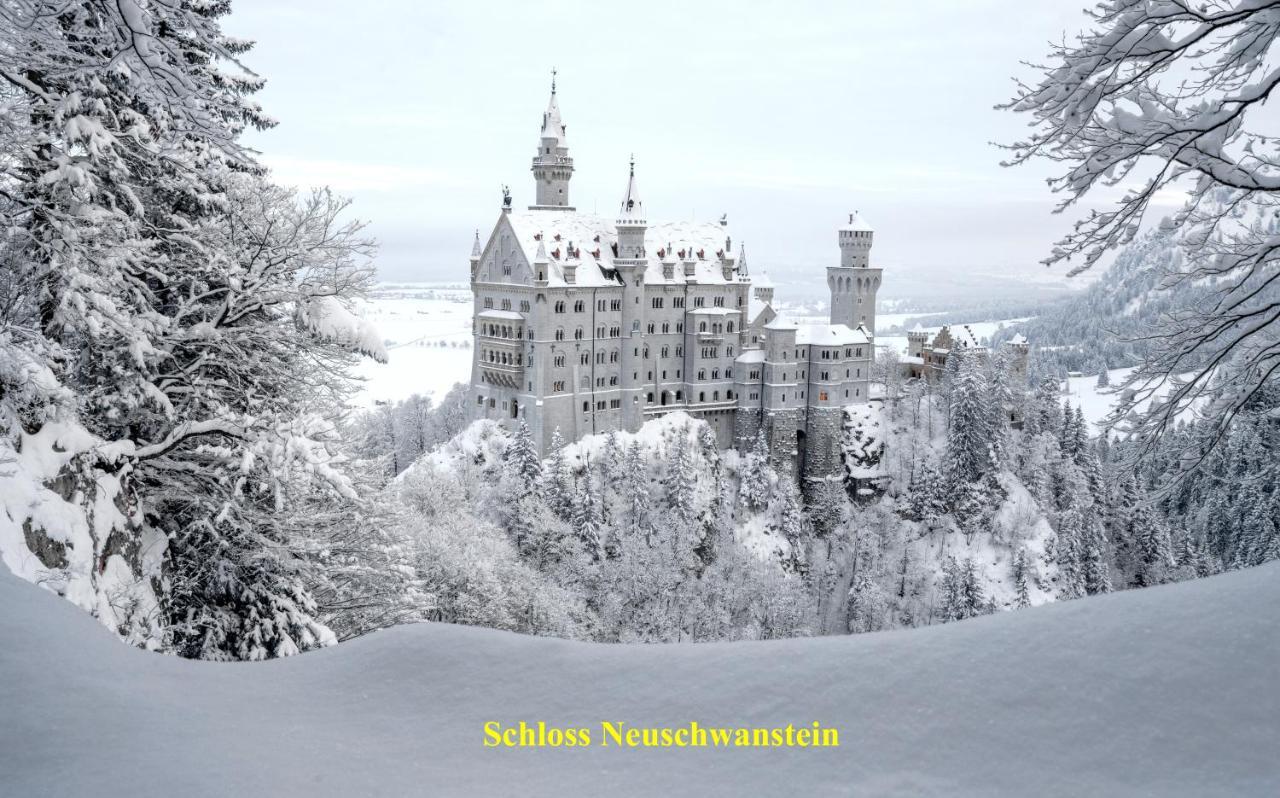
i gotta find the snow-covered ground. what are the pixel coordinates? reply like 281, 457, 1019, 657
2, 562, 1276, 796
1064, 366, 1210, 436
351, 283, 473, 407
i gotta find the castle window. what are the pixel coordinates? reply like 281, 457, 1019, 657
727, 322, 734, 333
609, 376, 618, 386
699, 392, 705, 402
714, 297, 724, 307
673, 296, 684, 308
501, 299, 511, 311
676, 323, 683, 333
574, 300, 584, 313
484, 298, 493, 309
555, 301, 565, 313
845, 348, 851, 357
647, 323, 656, 334
597, 299, 606, 311
699, 322, 707, 333
652, 297, 664, 309
782, 394, 786, 403
661, 346, 669, 358
662, 323, 670, 334
575, 328, 584, 340
521, 300, 531, 312
856, 347, 863, 357
712, 369, 719, 379
727, 390, 733, 399
581, 353, 589, 365
598, 401, 607, 410
727, 346, 734, 357
611, 300, 621, 311
555, 329, 565, 341
856, 368, 861, 378
584, 401, 590, 412
713, 391, 719, 401
647, 392, 654, 403
476, 396, 484, 406
694, 297, 705, 308
855, 388, 860, 397
553, 381, 565, 392
820, 391, 828, 402
554, 355, 565, 368
675, 346, 682, 356
698, 370, 706, 380
648, 371, 653, 380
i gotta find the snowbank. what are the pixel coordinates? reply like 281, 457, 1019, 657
1, 561, 1276, 796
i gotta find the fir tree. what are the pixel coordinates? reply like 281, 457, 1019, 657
1012, 548, 1032, 608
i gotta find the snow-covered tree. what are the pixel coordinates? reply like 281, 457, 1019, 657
1003, 0, 1280, 467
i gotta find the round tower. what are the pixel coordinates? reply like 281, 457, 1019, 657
530, 70, 575, 210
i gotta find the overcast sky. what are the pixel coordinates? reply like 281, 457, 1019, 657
225, 1, 1153, 295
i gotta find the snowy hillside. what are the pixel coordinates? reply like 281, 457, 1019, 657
1, 563, 1276, 796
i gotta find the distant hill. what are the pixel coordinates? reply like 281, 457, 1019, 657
996, 231, 1215, 375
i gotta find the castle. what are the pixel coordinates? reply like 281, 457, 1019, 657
468, 78, 882, 480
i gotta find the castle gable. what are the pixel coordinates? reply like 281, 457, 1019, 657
476, 215, 534, 286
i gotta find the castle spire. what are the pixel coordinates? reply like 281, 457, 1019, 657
619, 154, 643, 219
738, 242, 748, 276
470, 229, 481, 258
531, 70, 574, 209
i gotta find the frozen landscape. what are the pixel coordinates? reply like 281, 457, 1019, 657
2, 2, 1278, 796
1, 562, 1276, 796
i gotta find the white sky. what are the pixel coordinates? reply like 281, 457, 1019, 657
225, 1, 1163, 294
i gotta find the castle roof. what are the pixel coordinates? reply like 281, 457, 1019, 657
795, 323, 872, 346
838, 211, 874, 233
504, 210, 743, 287
735, 349, 767, 364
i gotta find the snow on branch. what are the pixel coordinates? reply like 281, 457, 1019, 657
296, 295, 388, 363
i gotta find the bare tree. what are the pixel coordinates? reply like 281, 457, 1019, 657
1002, 0, 1280, 471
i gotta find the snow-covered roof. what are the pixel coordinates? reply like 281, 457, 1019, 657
795, 323, 872, 347
735, 349, 767, 364
1007, 333, 1028, 346
478, 309, 524, 320
901, 355, 924, 365
747, 293, 772, 324
753, 271, 774, 288
540, 83, 566, 145
689, 307, 738, 316
943, 324, 984, 350
838, 211, 874, 233
503, 211, 740, 288
764, 317, 798, 331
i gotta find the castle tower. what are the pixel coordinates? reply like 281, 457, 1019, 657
614, 156, 647, 432
530, 70, 575, 210
827, 211, 882, 335
468, 229, 481, 283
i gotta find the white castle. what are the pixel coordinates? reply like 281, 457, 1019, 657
468, 77, 882, 480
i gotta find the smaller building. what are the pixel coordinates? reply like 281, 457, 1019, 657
906, 325, 1028, 381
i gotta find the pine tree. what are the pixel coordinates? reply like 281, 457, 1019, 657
960, 558, 986, 618
1012, 548, 1032, 608
503, 420, 542, 496
665, 426, 697, 526
945, 354, 998, 485
739, 426, 772, 512
1096, 363, 1110, 388
572, 468, 604, 561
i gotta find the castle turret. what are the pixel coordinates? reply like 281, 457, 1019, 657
468, 229, 482, 283
614, 156, 647, 432
827, 211, 882, 335
530, 70, 575, 209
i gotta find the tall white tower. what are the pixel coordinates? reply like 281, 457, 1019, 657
827, 211, 881, 334
530, 70, 575, 210
615, 156, 647, 431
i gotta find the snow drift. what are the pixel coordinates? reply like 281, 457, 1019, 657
1, 562, 1277, 796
